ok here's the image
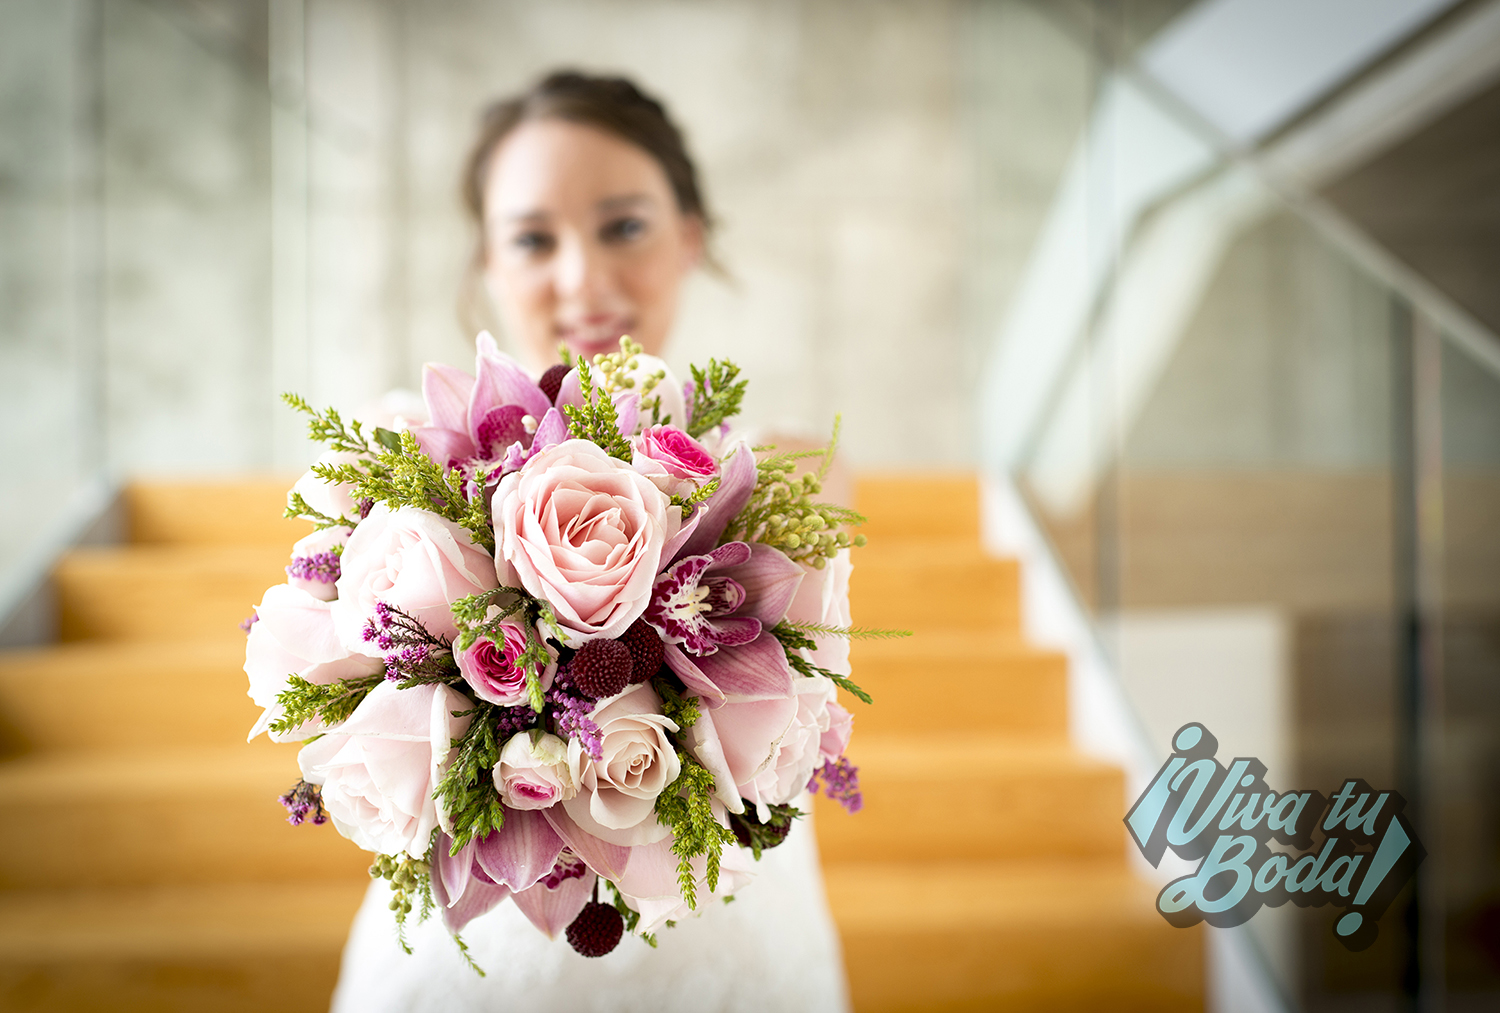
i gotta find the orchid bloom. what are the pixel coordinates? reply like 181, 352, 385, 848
650, 540, 806, 708
411, 332, 564, 471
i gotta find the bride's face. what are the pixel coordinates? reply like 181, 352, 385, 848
482, 119, 703, 370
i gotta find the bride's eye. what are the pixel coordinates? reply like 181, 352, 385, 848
600, 216, 647, 244
512, 229, 555, 255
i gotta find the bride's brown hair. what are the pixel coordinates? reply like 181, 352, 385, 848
458, 71, 718, 333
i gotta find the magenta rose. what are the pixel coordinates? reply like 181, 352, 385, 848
456, 622, 555, 706
632, 425, 717, 499
493, 439, 682, 646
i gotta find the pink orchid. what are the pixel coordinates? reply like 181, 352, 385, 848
650, 540, 805, 708
511, 852, 596, 939
411, 332, 554, 468
428, 807, 568, 933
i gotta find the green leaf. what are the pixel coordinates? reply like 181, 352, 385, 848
685, 359, 747, 439
373, 426, 404, 452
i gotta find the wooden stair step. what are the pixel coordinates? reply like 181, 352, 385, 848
55, 546, 289, 642
823, 861, 1202, 1012
0, 880, 364, 1013
813, 737, 1126, 863
0, 748, 371, 889
854, 474, 981, 543
125, 479, 311, 547
843, 632, 1067, 737
850, 543, 1020, 633
0, 639, 260, 754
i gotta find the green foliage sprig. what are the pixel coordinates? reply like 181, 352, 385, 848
313, 428, 494, 552
285, 490, 359, 531
685, 359, 747, 438
720, 420, 867, 566
451, 586, 562, 713
769, 623, 874, 705
603, 879, 657, 948
730, 803, 803, 861
668, 475, 720, 512
779, 621, 912, 641
653, 752, 736, 911
434, 702, 505, 854
283, 393, 378, 456
269, 673, 383, 735
562, 358, 632, 461
369, 853, 433, 955
652, 674, 701, 731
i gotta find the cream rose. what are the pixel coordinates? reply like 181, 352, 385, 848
289, 450, 364, 523
495, 731, 577, 810
330, 504, 499, 652
494, 439, 680, 646
562, 683, 681, 845
296, 681, 472, 858
244, 583, 383, 742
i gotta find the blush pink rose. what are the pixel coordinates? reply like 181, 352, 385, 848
244, 583, 383, 742
782, 548, 854, 677
821, 699, 853, 765
495, 731, 577, 810
289, 450, 364, 523
296, 681, 472, 858
563, 682, 681, 846
330, 504, 499, 651
494, 439, 681, 646
456, 621, 556, 706
740, 676, 838, 816
631, 425, 717, 499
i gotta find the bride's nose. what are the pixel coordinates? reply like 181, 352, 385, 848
553, 233, 615, 306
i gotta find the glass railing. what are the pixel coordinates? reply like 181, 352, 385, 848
973, 3, 1500, 1009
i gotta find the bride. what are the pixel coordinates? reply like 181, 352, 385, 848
330, 71, 851, 1013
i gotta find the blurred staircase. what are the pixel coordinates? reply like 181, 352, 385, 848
816, 475, 1202, 1012
0, 475, 1202, 1012
0, 481, 369, 1013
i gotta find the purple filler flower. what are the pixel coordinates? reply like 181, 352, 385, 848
808, 755, 863, 814
286, 550, 341, 585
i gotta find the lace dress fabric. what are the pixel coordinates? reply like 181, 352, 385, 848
330, 802, 850, 1013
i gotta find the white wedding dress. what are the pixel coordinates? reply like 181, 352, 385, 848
330, 799, 850, 1013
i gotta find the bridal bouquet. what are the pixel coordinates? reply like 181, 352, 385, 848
244, 335, 874, 961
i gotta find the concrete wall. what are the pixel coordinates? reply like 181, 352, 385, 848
1, 0, 1095, 509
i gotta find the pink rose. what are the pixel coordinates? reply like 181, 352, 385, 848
495, 731, 577, 810
297, 681, 472, 858
456, 622, 555, 706
631, 425, 717, 499
494, 439, 681, 646
289, 450, 364, 523
740, 677, 838, 816
783, 548, 854, 677
244, 583, 383, 742
821, 699, 853, 765
330, 504, 499, 651
563, 682, 681, 845
682, 693, 799, 814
